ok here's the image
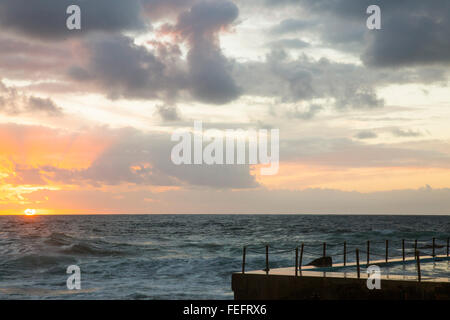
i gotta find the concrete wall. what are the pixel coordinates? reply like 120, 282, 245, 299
232, 273, 450, 300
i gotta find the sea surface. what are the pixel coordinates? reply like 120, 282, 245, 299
0, 214, 449, 299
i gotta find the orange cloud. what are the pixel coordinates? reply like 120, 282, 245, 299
0, 123, 116, 211
0, 123, 114, 171
254, 162, 450, 193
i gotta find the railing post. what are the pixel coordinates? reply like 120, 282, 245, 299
299, 243, 304, 273
366, 240, 370, 266
402, 239, 405, 262
416, 250, 421, 282
432, 237, 435, 257
265, 245, 269, 274
356, 248, 360, 279
343, 241, 347, 266
385, 240, 389, 263
242, 246, 246, 274
447, 238, 449, 257
323, 242, 326, 257
414, 239, 418, 259
295, 247, 298, 277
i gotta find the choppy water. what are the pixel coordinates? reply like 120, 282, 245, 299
0, 215, 449, 299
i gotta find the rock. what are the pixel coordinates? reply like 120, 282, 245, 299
306, 256, 332, 267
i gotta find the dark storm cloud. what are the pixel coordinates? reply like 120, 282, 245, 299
267, 0, 446, 20
267, 0, 450, 67
174, 0, 239, 42
169, 0, 242, 104
362, 11, 450, 67
0, 0, 147, 39
78, 35, 168, 100
1, 0, 447, 109
186, 41, 241, 104
67, 35, 189, 101
266, 1, 367, 50
65, 1, 241, 104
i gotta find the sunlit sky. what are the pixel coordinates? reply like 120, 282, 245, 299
1, 0, 450, 214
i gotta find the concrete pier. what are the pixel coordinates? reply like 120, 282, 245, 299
232, 255, 450, 300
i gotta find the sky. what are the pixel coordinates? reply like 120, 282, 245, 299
0, 0, 450, 215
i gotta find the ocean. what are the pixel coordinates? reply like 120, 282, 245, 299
0, 214, 449, 299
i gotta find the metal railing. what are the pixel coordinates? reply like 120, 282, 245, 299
241, 237, 450, 281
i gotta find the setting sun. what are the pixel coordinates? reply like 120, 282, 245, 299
24, 209, 36, 216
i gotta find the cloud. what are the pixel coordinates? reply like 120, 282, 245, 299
270, 18, 316, 34
281, 137, 450, 169
68, 1, 243, 105
156, 104, 181, 121
1, 1, 447, 110
234, 45, 447, 109
47, 127, 258, 188
234, 51, 384, 108
4, 166, 46, 185
72, 35, 170, 100
0, 81, 63, 116
286, 104, 322, 120
355, 131, 377, 140
3, 122, 450, 213
174, 1, 238, 40
1, 124, 258, 189
0, 0, 148, 39
334, 87, 384, 110
392, 128, 423, 138
141, 0, 199, 20
24, 185, 450, 214
269, 0, 450, 67
170, 0, 242, 104
0, 35, 73, 80
362, 8, 450, 67
267, 38, 310, 49
186, 41, 242, 104
27, 97, 63, 116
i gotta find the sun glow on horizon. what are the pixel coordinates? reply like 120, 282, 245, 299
24, 208, 36, 216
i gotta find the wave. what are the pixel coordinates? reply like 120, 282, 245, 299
0, 214, 448, 299
44, 232, 74, 246
60, 243, 126, 257
0, 287, 98, 297
43, 232, 129, 257
5, 254, 77, 269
